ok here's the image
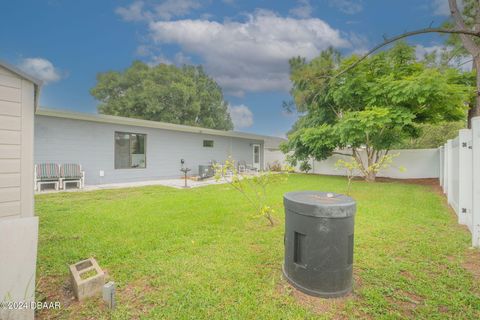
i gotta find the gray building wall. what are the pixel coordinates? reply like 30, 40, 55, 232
34, 115, 264, 185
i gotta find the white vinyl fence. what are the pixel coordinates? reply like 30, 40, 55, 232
310, 148, 440, 179
439, 116, 480, 247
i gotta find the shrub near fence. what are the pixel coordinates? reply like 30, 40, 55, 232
439, 116, 480, 247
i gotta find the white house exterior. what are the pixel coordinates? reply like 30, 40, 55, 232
0, 61, 41, 320
35, 108, 285, 185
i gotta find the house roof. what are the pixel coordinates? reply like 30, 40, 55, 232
36, 107, 285, 142
0, 60, 43, 110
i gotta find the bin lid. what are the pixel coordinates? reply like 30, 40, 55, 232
283, 191, 356, 218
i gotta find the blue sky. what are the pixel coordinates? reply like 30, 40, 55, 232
0, 0, 453, 137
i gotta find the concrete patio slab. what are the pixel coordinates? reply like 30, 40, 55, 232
35, 177, 230, 194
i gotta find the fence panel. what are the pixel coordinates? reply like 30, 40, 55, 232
311, 148, 439, 178
450, 138, 460, 215
447, 140, 454, 206
439, 146, 444, 187
443, 119, 479, 247
443, 141, 449, 194
458, 129, 473, 228
472, 117, 480, 247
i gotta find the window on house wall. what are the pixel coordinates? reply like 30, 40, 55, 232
203, 140, 214, 148
115, 132, 146, 169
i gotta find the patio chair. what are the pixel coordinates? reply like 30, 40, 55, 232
34, 163, 60, 191
238, 160, 247, 173
245, 163, 258, 173
60, 163, 85, 190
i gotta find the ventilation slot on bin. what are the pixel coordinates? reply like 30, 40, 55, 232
293, 232, 306, 266
347, 234, 354, 265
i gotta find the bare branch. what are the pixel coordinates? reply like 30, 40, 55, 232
329, 27, 480, 80
332, 151, 354, 157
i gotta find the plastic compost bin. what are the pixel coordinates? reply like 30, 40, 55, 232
283, 191, 356, 298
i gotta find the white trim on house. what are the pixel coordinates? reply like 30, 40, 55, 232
252, 143, 261, 170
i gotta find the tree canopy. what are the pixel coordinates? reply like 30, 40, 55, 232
282, 42, 473, 181
91, 61, 233, 130
393, 121, 466, 149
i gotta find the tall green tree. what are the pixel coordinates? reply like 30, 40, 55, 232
91, 61, 233, 130
393, 121, 466, 149
282, 42, 473, 181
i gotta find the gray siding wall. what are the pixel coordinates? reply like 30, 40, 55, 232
34, 115, 264, 185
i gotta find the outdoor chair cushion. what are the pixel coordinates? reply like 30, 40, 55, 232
60, 163, 82, 179
36, 163, 60, 180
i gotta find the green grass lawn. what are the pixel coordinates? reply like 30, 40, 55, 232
35, 174, 480, 319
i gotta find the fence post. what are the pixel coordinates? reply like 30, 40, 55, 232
443, 142, 449, 194
458, 129, 473, 226
472, 117, 480, 247
439, 146, 444, 187
447, 139, 453, 204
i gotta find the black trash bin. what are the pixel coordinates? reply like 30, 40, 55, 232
283, 191, 356, 298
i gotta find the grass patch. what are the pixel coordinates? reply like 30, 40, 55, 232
79, 269, 98, 281
35, 174, 480, 319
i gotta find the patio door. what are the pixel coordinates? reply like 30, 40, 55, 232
252, 144, 261, 170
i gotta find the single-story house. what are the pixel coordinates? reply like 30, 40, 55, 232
35, 108, 286, 185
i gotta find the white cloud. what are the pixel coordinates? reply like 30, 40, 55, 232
135, 44, 152, 56
289, 0, 313, 18
348, 32, 369, 55
116, 0, 202, 22
115, 1, 146, 21
148, 10, 349, 95
415, 44, 472, 71
154, 0, 201, 20
18, 58, 62, 84
415, 44, 446, 60
328, 0, 363, 15
174, 52, 192, 65
148, 54, 173, 66
228, 104, 254, 129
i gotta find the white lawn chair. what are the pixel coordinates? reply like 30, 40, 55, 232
34, 163, 60, 191
60, 163, 85, 189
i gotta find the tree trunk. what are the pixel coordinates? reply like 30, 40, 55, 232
474, 57, 480, 122
365, 171, 376, 182
449, 0, 480, 125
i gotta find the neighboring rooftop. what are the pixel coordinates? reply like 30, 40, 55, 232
36, 107, 287, 144
264, 136, 287, 150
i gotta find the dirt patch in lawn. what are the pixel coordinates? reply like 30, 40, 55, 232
399, 270, 416, 281
386, 290, 424, 318
35, 275, 83, 319
374, 177, 438, 186
36, 276, 160, 319
276, 270, 365, 319
117, 278, 158, 318
36, 268, 115, 319
464, 248, 480, 283
276, 281, 348, 318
